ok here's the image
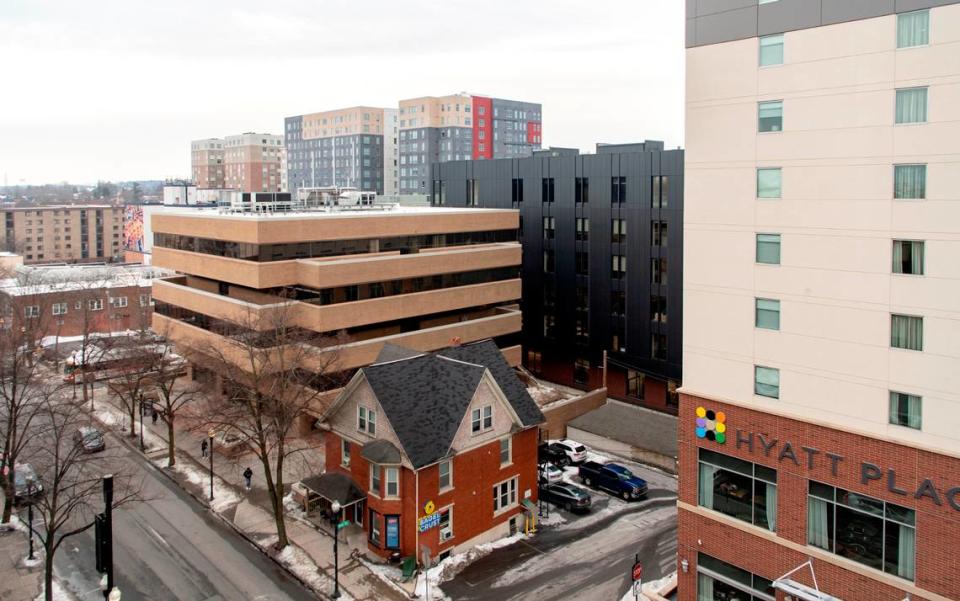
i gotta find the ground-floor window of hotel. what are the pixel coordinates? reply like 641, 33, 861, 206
697, 553, 774, 601
627, 370, 644, 399
807, 481, 915, 580
698, 448, 776, 532
369, 509, 382, 546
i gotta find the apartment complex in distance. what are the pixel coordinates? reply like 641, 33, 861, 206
399, 93, 542, 194
0, 205, 123, 264
433, 141, 683, 413
681, 3, 960, 600
284, 107, 399, 197
191, 133, 284, 192
149, 202, 523, 427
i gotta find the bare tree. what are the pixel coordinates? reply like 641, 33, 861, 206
0, 268, 54, 525
186, 299, 346, 548
104, 340, 156, 439
144, 328, 197, 468
26, 397, 141, 601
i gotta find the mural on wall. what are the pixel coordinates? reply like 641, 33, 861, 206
123, 205, 144, 252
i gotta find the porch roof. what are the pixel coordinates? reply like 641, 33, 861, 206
300, 472, 366, 508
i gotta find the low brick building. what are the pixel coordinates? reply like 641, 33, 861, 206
0, 263, 169, 339
320, 340, 544, 562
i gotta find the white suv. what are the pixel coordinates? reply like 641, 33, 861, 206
553, 439, 588, 464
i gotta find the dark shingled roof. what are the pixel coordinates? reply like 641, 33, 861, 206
438, 340, 544, 428
374, 343, 424, 364
360, 340, 545, 470
361, 439, 402, 464
300, 472, 366, 507
363, 353, 485, 469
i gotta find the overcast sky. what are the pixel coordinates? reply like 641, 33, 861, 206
0, 0, 685, 185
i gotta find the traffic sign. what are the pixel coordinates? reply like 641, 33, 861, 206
632, 561, 643, 582
336, 520, 350, 530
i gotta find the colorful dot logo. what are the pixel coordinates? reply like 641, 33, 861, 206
695, 407, 726, 444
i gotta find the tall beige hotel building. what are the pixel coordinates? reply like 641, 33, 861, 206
680, 2, 960, 600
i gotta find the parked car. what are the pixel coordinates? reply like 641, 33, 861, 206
579, 461, 648, 500
537, 442, 570, 468
13, 463, 44, 504
539, 482, 593, 513
552, 439, 588, 464
73, 426, 105, 453
539, 462, 564, 484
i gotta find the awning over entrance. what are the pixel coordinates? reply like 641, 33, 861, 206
300, 472, 366, 509
773, 561, 842, 601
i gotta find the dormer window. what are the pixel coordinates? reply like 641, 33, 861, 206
358, 406, 377, 435
471, 405, 493, 434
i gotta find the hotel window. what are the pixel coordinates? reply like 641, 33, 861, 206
754, 366, 779, 398
341, 439, 351, 467
471, 405, 493, 433
627, 370, 644, 399
651, 176, 668, 208
758, 101, 783, 132
698, 448, 777, 532
897, 10, 929, 48
574, 358, 590, 385
896, 88, 928, 124
358, 406, 377, 435
575, 217, 589, 241
543, 216, 555, 240
651, 334, 667, 360
611, 255, 626, 278
651, 258, 667, 285
52, 303, 67, 316
511, 178, 523, 205
575, 251, 589, 276
756, 234, 781, 265
611, 290, 625, 316
466, 179, 479, 206
759, 34, 783, 66
891, 314, 923, 351
756, 168, 781, 198
543, 250, 555, 273
499, 438, 511, 465
651, 295, 667, 323
541, 177, 555, 203
575, 177, 589, 204
611, 218, 626, 243
433, 180, 446, 205
894, 165, 926, 199
652, 221, 667, 246
696, 553, 776, 601
893, 240, 924, 275
889, 391, 922, 430
492, 477, 517, 512
439, 460, 452, 490
611, 176, 625, 204
807, 481, 916, 581
543, 313, 556, 338
755, 298, 780, 330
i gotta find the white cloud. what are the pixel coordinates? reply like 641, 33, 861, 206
0, 0, 685, 184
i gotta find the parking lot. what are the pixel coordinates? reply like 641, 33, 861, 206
442, 446, 678, 601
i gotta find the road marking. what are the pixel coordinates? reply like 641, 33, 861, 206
145, 523, 171, 549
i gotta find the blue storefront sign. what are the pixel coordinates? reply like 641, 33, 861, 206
417, 512, 441, 532
386, 515, 400, 549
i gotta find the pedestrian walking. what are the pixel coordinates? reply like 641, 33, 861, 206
151, 408, 159, 425
201, 439, 208, 458
243, 467, 253, 491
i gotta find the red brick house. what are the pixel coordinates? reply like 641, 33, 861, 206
320, 340, 545, 562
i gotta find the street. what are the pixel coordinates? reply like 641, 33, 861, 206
52, 425, 316, 601
442, 460, 678, 601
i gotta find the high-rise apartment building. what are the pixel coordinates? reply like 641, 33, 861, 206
433, 141, 683, 412
399, 93, 542, 194
191, 133, 284, 193
150, 204, 523, 427
1, 205, 123, 264
191, 138, 225, 188
284, 107, 398, 197
680, 3, 960, 600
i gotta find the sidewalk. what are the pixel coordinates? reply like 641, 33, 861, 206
88, 384, 409, 601
0, 513, 43, 601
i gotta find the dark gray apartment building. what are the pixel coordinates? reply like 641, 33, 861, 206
433, 141, 683, 414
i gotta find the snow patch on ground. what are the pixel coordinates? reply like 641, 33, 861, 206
535, 509, 568, 527
412, 531, 530, 600
618, 572, 676, 601
155, 457, 240, 513
282, 492, 307, 520
41, 330, 140, 348
35, 578, 75, 601
360, 559, 416, 599
3, 514, 30, 534
276, 544, 347, 600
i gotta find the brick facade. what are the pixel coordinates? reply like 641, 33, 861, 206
325, 427, 538, 560
677, 393, 960, 601
5, 284, 152, 339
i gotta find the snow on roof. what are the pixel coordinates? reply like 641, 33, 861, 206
0, 264, 173, 296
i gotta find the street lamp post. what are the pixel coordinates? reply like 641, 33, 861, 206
26, 479, 35, 560
100, 574, 121, 601
207, 429, 215, 501
138, 394, 145, 452
330, 500, 341, 599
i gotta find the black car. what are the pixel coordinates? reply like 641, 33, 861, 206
539, 482, 592, 513
537, 442, 570, 468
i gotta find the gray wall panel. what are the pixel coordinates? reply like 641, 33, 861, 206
694, 5, 758, 46
896, 0, 959, 11
696, 0, 757, 16
758, 0, 822, 36
822, 0, 894, 25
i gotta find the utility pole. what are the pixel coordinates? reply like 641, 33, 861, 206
102, 474, 114, 600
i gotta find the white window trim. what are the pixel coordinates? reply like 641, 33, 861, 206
369, 464, 382, 498
358, 405, 377, 435
384, 466, 400, 499
52, 303, 67, 316
492, 476, 518, 515
341, 439, 351, 468
499, 437, 512, 467
439, 504, 454, 542
439, 460, 454, 493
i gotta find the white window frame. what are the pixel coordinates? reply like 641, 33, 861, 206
439, 460, 453, 491
370, 464, 382, 497
341, 439, 351, 468
358, 406, 377, 435
24, 305, 40, 318
88, 299, 104, 311
385, 467, 399, 498
52, 302, 68, 316
113, 296, 128, 308
499, 437, 512, 466
493, 476, 518, 514
139, 294, 151, 307
439, 505, 454, 542
471, 404, 494, 434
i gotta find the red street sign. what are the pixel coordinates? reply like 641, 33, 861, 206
632, 562, 643, 582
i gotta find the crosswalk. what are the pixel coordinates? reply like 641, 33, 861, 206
656, 535, 678, 577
